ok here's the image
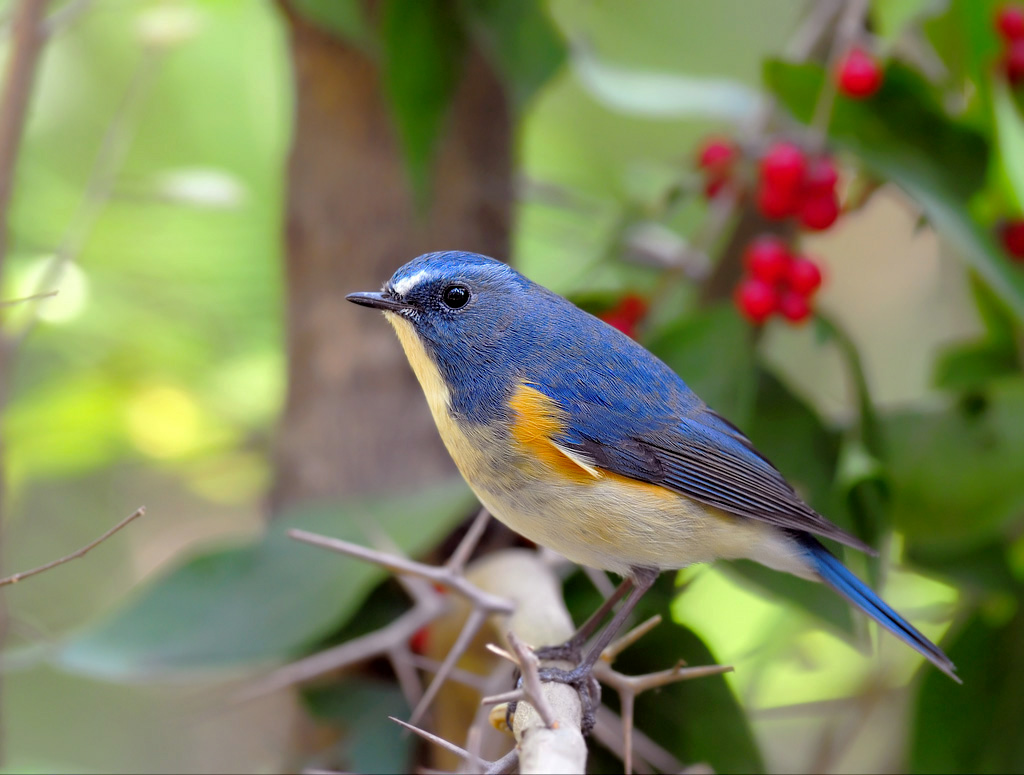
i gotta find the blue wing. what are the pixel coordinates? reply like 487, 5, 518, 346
522, 313, 872, 553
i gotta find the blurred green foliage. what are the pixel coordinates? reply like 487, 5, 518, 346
3, 0, 1024, 773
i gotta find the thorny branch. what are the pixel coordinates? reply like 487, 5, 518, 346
264, 511, 733, 775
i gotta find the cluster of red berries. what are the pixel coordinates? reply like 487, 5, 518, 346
997, 4, 1024, 85
599, 293, 648, 338
734, 235, 823, 325
757, 142, 841, 230
697, 138, 843, 232
835, 47, 883, 99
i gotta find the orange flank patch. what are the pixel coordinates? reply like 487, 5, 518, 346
508, 384, 598, 482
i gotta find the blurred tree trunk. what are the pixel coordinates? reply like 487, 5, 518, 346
272, 5, 512, 512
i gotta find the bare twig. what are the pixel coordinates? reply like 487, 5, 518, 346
400, 653, 492, 692
0, 0, 47, 286
592, 615, 733, 775
389, 715, 518, 775
594, 705, 678, 774
408, 606, 489, 726
235, 575, 445, 702
600, 614, 662, 663
504, 632, 558, 730
284, 525, 515, 727
9, 45, 162, 347
288, 530, 515, 616
0, 290, 56, 308
808, 0, 871, 151
389, 716, 488, 771
0, 506, 146, 587
445, 507, 489, 574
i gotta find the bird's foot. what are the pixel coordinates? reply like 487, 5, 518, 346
506, 663, 601, 736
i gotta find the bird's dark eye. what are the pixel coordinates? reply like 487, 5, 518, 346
441, 284, 470, 309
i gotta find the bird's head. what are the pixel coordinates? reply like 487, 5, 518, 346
347, 252, 558, 417
347, 251, 531, 348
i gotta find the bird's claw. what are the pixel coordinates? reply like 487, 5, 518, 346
506, 664, 601, 736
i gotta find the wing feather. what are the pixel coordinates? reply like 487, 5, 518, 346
568, 416, 874, 554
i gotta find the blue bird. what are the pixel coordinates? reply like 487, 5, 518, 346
347, 251, 958, 712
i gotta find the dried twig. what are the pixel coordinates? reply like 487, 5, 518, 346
388, 715, 518, 775
0, 290, 57, 308
288, 525, 514, 726
480, 633, 560, 732
0, 506, 147, 587
0, 0, 47, 285
592, 616, 734, 775
235, 575, 445, 702
289, 530, 514, 616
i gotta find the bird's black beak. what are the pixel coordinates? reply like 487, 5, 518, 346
346, 291, 416, 313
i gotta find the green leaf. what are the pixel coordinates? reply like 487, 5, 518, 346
573, 43, 765, 122
647, 303, 758, 428
886, 379, 1024, 546
872, 0, 942, 46
933, 339, 1020, 392
905, 539, 1020, 594
457, 0, 565, 111
55, 480, 475, 679
730, 371, 856, 634
993, 78, 1024, 213
290, 0, 375, 50
746, 370, 844, 523
766, 60, 1024, 323
381, 0, 466, 204
910, 596, 1024, 773
923, 0, 1004, 125
302, 679, 413, 774
725, 560, 854, 635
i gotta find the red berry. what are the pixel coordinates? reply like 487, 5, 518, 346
409, 626, 430, 655
787, 257, 824, 295
744, 235, 791, 283
697, 137, 736, 173
735, 278, 778, 324
799, 192, 840, 231
997, 5, 1024, 41
1005, 39, 1024, 85
778, 291, 812, 324
804, 157, 839, 195
760, 142, 806, 191
837, 48, 883, 99
600, 294, 648, 338
757, 183, 799, 220
617, 294, 648, 323
1000, 219, 1024, 259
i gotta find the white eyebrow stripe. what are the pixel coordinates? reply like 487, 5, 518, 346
392, 269, 431, 296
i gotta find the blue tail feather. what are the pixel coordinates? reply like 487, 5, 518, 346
798, 536, 960, 683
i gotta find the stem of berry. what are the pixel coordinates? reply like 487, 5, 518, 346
808, 0, 871, 152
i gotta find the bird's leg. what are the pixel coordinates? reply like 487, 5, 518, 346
534, 575, 635, 664
513, 567, 660, 735
505, 575, 634, 729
